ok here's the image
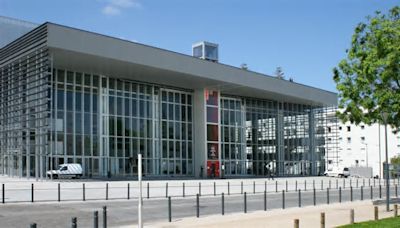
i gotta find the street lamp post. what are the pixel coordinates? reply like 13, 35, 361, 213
382, 112, 390, 212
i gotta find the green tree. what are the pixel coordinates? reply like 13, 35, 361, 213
391, 155, 400, 165
333, 6, 400, 129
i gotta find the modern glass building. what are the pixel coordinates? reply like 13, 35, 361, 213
0, 22, 337, 179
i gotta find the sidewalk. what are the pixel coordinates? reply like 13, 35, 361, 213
143, 201, 396, 228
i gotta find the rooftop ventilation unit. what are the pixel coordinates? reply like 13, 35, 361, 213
192, 41, 218, 62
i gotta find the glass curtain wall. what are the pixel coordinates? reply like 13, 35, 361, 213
51, 69, 194, 177
220, 97, 245, 176
220, 95, 331, 177
0, 48, 50, 178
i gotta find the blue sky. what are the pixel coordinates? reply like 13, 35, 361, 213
0, 0, 398, 92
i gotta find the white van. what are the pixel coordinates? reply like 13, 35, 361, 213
46, 163, 83, 179
324, 167, 350, 178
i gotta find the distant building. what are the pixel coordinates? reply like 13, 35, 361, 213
326, 117, 400, 177
0, 16, 37, 48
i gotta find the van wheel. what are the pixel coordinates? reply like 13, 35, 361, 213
53, 174, 58, 179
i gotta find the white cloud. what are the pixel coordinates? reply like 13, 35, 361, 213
111, 0, 141, 8
101, 0, 141, 16
102, 5, 121, 16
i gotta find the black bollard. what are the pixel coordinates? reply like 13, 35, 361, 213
199, 182, 201, 196
94, 211, 99, 228
106, 183, 109, 200
298, 189, 301, 207
222, 192, 225, 215
214, 182, 216, 196
361, 186, 364, 201
31, 183, 34, 203
71, 217, 77, 228
147, 182, 149, 199
339, 187, 342, 203
127, 183, 130, 200
83, 183, 86, 201
313, 188, 316, 206
241, 181, 243, 194
103, 206, 107, 228
58, 183, 61, 202
183, 183, 185, 197
350, 186, 353, 201
196, 194, 200, 217
30, 223, 37, 228
168, 196, 172, 222
228, 182, 230, 195
166, 183, 168, 198
2, 183, 4, 204
244, 192, 247, 213
264, 190, 267, 211
327, 188, 329, 204
370, 185, 373, 200
282, 190, 285, 209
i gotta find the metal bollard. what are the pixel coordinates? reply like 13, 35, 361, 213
343, 178, 346, 189
30, 223, 37, 228
222, 192, 225, 215
106, 183, 109, 200
2, 184, 6, 204
254, 181, 256, 194
313, 188, 316, 206
298, 189, 301, 207
214, 182, 216, 196
350, 209, 354, 224
361, 186, 363, 201
228, 182, 230, 195
286, 180, 288, 192
183, 183, 185, 197
350, 179, 352, 188
313, 180, 315, 189
336, 179, 338, 189
103, 206, 107, 228
374, 206, 379, 220
327, 188, 329, 204
94, 211, 99, 228
339, 187, 342, 203
395, 204, 398, 217
264, 190, 267, 211
147, 182, 149, 199
199, 182, 201, 196
295, 180, 298, 191
350, 186, 353, 201
127, 183, 130, 200
265, 181, 267, 192
71, 217, 77, 228
83, 183, 86, 201
241, 181, 243, 194
196, 194, 200, 217
370, 185, 373, 200
276, 181, 278, 192
58, 183, 61, 202
320, 212, 325, 228
168, 196, 172, 222
282, 190, 285, 209
305, 180, 307, 191
321, 180, 323, 190
244, 192, 247, 213
294, 219, 299, 228
379, 185, 382, 198
166, 183, 168, 198
31, 183, 34, 203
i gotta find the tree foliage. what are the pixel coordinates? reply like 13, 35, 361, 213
333, 6, 400, 130
391, 155, 400, 165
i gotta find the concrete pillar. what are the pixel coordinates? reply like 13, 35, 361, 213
193, 89, 207, 178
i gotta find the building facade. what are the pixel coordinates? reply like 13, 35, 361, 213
326, 120, 400, 177
0, 22, 337, 179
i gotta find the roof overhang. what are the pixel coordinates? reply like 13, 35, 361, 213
46, 23, 337, 106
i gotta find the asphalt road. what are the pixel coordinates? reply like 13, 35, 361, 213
0, 186, 397, 228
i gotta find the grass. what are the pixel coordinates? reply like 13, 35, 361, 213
338, 217, 400, 227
